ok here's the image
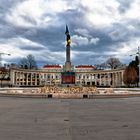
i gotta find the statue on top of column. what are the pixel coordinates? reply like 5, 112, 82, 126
65, 25, 71, 46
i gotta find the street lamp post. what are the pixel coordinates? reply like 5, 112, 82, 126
138, 47, 140, 87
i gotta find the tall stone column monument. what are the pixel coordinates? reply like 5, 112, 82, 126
61, 25, 75, 85
65, 25, 72, 71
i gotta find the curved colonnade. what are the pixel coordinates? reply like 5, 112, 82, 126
10, 68, 125, 87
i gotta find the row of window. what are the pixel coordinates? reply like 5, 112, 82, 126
41, 74, 61, 79
76, 74, 112, 79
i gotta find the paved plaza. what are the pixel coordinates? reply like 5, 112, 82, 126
0, 97, 140, 140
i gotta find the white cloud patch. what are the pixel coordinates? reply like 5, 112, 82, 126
90, 38, 100, 45
80, 0, 120, 28
127, 25, 136, 31
72, 35, 89, 46
124, 0, 140, 20
6, 0, 70, 28
72, 35, 100, 46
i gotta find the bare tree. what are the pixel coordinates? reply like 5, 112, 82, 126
19, 54, 37, 69
106, 57, 122, 69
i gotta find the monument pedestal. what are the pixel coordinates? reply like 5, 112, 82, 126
61, 71, 75, 85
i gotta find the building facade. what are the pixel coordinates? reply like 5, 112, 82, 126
10, 66, 124, 87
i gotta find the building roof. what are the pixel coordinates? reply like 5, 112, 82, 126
43, 64, 62, 68
0, 67, 9, 72
75, 65, 96, 69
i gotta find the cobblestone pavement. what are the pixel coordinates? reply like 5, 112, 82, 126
0, 97, 140, 140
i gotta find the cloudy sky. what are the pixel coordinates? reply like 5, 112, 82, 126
0, 0, 140, 67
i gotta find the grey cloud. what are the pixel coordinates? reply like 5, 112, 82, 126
0, 0, 139, 66
117, 0, 133, 13
75, 28, 92, 38
21, 15, 37, 26
19, 45, 45, 51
